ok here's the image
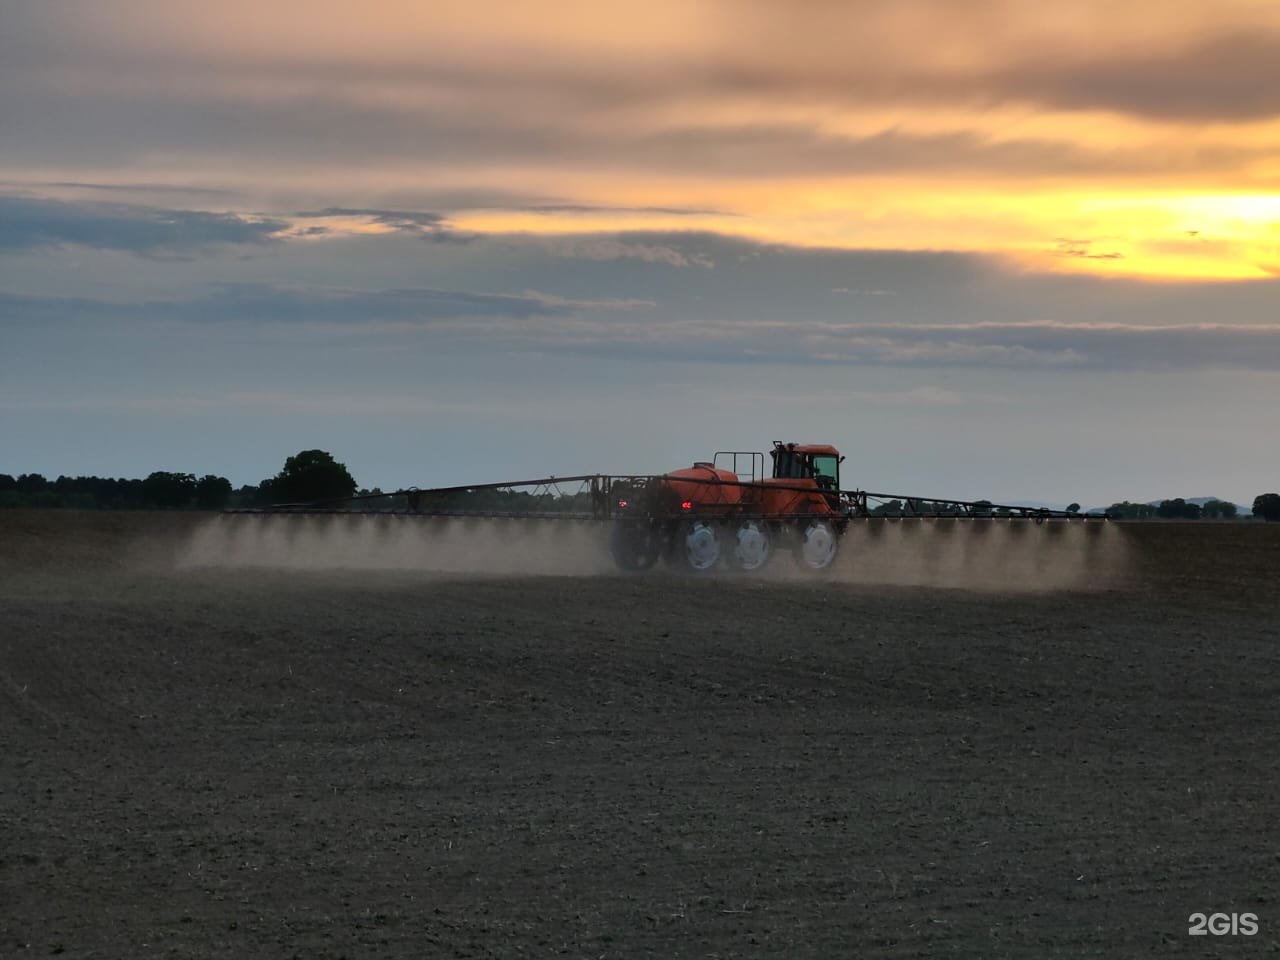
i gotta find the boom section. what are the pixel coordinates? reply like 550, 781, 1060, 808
228, 473, 1106, 521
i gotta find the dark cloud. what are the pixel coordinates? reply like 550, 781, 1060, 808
331, 188, 733, 218
177, 283, 574, 324
0, 179, 231, 196
520, 203, 736, 217
294, 207, 452, 235
1054, 239, 1125, 261
0, 195, 285, 256
0, 283, 638, 328
787, 321, 1280, 370
7, 278, 1280, 371
988, 32, 1280, 121
2, 75, 1252, 183
1, 36, 1266, 187
628, 126, 1156, 178
0, 291, 133, 324
291, 206, 485, 243
667, 18, 1280, 123
530, 234, 719, 268
438, 315, 1280, 371
676, 31, 1280, 123
333, 192, 735, 218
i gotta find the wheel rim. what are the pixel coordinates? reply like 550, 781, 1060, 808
734, 521, 770, 570
798, 521, 838, 569
684, 522, 721, 570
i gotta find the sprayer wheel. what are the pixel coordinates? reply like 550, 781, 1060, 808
730, 520, 771, 571
609, 522, 660, 572
680, 521, 723, 572
795, 519, 839, 571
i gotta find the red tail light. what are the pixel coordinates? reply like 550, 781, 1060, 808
617, 499, 628, 508
681, 500, 693, 510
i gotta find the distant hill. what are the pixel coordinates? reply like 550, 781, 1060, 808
1145, 496, 1233, 508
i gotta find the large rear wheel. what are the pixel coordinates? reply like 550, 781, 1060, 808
795, 519, 839, 571
609, 522, 661, 571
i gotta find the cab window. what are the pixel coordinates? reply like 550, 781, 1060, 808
773, 450, 806, 479
812, 454, 839, 487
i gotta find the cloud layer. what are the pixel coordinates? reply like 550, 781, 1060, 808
7, 276, 1280, 371
2, 1, 1278, 277
0, 196, 285, 255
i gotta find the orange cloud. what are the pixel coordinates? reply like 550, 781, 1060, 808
3, 0, 1279, 280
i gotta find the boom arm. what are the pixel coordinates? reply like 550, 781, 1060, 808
230, 472, 1106, 521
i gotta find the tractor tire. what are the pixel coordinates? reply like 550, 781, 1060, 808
729, 520, 772, 572
795, 519, 839, 571
677, 520, 723, 572
609, 522, 660, 572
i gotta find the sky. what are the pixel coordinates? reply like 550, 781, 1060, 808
2, 0, 1278, 506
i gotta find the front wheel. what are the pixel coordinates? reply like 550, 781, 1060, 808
795, 520, 839, 571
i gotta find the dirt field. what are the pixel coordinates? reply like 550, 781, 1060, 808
2, 511, 1278, 958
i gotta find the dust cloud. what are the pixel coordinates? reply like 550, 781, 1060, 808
180, 514, 1128, 591
179, 514, 614, 576
824, 518, 1128, 591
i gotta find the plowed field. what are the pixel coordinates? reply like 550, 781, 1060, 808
2, 511, 1277, 957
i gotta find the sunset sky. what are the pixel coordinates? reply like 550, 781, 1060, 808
3, 0, 1278, 505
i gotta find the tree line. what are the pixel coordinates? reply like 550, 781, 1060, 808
1104, 498, 1239, 520
1106, 496, 1280, 521
864, 496, 1269, 520
0, 450, 366, 510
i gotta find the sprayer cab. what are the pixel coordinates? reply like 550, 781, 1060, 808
770, 441, 843, 489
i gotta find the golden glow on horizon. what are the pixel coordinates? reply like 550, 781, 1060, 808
448, 187, 1280, 280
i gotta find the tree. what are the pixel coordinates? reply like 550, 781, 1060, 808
1156, 498, 1201, 520
194, 475, 233, 510
142, 471, 197, 508
1201, 499, 1238, 520
1253, 493, 1280, 522
1066, 503, 1081, 514
16, 473, 48, 495
251, 478, 277, 506
270, 450, 357, 504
